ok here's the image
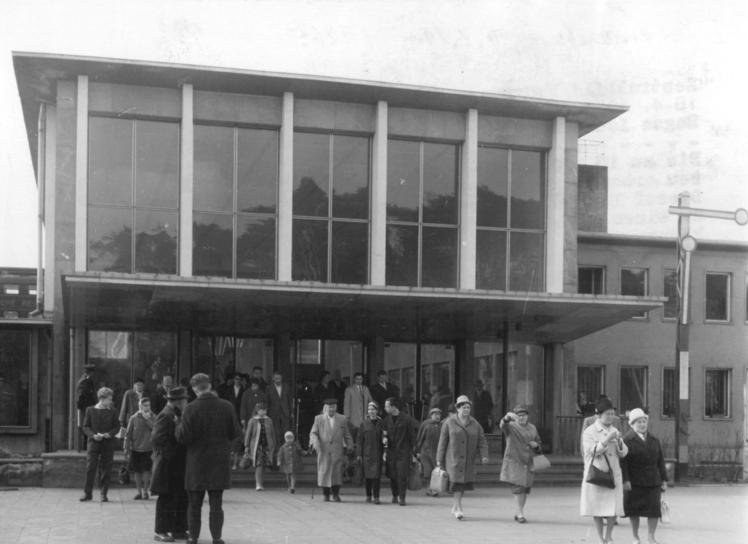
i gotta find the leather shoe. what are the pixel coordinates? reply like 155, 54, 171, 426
79, 494, 92, 502
332, 495, 341, 502
323, 495, 330, 502
171, 532, 189, 540
373, 498, 381, 505
154, 533, 175, 542
398, 497, 406, 506
101, 495, 109, 503
391, 496, 398, 504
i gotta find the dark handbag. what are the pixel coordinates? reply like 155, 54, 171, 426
118, 465, 130, 485
585, 452, 615, 489
408, 459, 423, 491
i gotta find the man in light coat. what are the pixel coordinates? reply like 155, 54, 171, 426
343, 372, 373, 442
309, 398, 354, 502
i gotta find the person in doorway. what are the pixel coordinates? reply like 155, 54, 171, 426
75, 363, 97, 450
266, 371, 293, 452
470, 380, 494, 433
151, 374, 174, 416
221, 373, 245, 470
356, 401, 384, 504
343, 372, 373, 442
370, 370, 399, 414
80, 387, 120, 502
277, 430, 305, 494
251, 366, 267, 391
313, 371, 337, 413
243, 402, 276, 491
309, 398, 354, 502
382, 397, 418, 506
417, 407, 442, 495
150, 386, 190, 543
124, 396, 156, 500
176, 373, 241, 544
500, 404, 543, 523
119, 377, 148, 431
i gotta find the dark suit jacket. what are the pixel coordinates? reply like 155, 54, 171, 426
150, 403, 186, 495
221, 384, 245, 417
621, 430, 668, 487
382, 412, 418, 478
266, 383, 293, 428
176, 391, 240, 491
370, 382, 399, 411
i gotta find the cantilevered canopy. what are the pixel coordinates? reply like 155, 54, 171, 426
63, 273, 663, 344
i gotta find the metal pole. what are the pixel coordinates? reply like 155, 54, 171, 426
674, 192, 691, 481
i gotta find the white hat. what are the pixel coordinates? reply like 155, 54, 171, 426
628, 408, 648, 425
455, 395, 472, 407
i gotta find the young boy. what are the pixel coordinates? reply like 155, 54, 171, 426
124, 396, 155, 499
277, 431, 305, 493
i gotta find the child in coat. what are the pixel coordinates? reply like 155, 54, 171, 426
277, 431, 305, 493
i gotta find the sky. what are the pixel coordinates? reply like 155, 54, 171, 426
1, 0, 747, 268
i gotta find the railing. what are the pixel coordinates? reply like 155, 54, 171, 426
555, 416, 584, 455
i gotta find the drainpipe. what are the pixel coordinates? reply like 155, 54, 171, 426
29, 102, 45, 317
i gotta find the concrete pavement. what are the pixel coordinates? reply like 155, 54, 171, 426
1, 484, 746, 544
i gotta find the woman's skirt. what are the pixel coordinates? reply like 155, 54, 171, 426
128, 450, 153, 473
624, 485, 662, 518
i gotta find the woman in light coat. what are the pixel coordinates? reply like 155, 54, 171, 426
243, 403, 276, 491
436, 395, 489, 520
499, 404, 542, 523
580, 397, 628, 544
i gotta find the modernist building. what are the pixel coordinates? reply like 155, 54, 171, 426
7, 51, 666, 457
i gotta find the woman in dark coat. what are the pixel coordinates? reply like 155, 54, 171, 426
436, 395, 489, 520
382, 397, 418, 506
356, 401, 383, 503
416, 407, 442, 495
622, 408, 668, 544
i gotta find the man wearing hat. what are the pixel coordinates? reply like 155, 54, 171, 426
470, 380, 494, 434
382, 397, 418, 506
416, 406, 442, 495
176, 373, 241, 544
75, 363, 97, 450
309, 398, 354, 502
151, 386, 190, 542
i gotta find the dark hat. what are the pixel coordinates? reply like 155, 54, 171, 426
513, 404, 529, 415
323, 398, 338, 405
595, 396, 615, 414
166, 386, 189, 400
428, 407, 442, 416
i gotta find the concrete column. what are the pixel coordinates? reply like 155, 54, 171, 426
546, 116, 566, 293
551, 343, 566, 454
179, 84, 194, 276
370, 101, 388, 286
366, 336, 385, 383
277, 92, 294, 281
456, 339, 476, 397
43, 106, 57, 312
74, 75, 88, 272
459, 109, 478, 289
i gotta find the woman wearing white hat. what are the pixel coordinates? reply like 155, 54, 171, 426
621, 408, 668, 544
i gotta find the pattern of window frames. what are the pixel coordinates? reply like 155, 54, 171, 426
704, 368, 731, 418
578, 266, 605, 295
193, 125, 278, 279
386, 139, 459, 288
475, 146, 546, 291
621, 267, 648, 318
576, 365, 604, 402
292, 132, 371, 284
88, 117, 180, 274
705, 272, 730, 322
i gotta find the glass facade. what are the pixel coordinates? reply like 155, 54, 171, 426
194, 125, 278, 279
88, 117, 179, 273
0, 329, 32, 427
476, 146, 545, 291
386, 140, 459, 288
705, 272, 730, 321
292, 132, 370, 283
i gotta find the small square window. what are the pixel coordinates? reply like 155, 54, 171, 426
578, 267, 605, 294
705, 273, 730, 322
576, 365, 604, 415
662, 366, 691, 418
705, 369, 731, 418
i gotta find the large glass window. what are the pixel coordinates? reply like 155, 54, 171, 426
705, 368, 731, 418
88, 117, 179, 274
384, 342, 418, 416
194, 125, 278, 279
0, 329, 32, 428
476, 146, 545, 291
578, 267, 605, 295
621, 267, 648, 318
386, 140, 459, 288
619, 366, 648, 413
663, 268, 678, 319
197, 336, 274, 387
293, 133, 370, 284
577, 365, 604, 409
705, 272, 730, 321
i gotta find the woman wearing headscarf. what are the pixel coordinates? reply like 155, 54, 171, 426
580, 396, 628, 544
417, 407, 442, 495
356, 401, 384, 504
621, 408, 668, 544
436, 395, 489, 520
499, 404, 542, 523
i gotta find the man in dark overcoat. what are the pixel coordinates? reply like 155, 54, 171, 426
150, 386, 190, 542
370, 370, 399, 415
382, 397, 418, 506
266, 371, 293, 452
176, 374, 241, 544
470, 380, 494, 433
75, 363, 97, 450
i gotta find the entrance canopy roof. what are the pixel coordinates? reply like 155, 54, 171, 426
63, 273, 663, 344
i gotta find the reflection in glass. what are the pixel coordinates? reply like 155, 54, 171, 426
133, 332, 177, 395
386, 224, 418, 286
0, 330, 31, 427
238, 129, 278, 213
422, 143, 458, 225
135, 210, 178, 274
619, 366, 647, 413
331, 221, 368, 284
509, 231, 544, 292
510, 150, 544, 229
194, 125, 234, 212
476, 229, 507, 290
237, 215, 276, 279
88, 206, 133, 272
236, 338, 274, 377
387, 140, 420, 222
293, 219, 328, 281
421, 344, 455, 412
89, 117, 132, 206
332, 135, 369, 219
294, 132, 329, 217
87, 330, 132, 409
477, 147, 508, 227
136, 120, 180, 209
193, 212, 233, 277
421, 227, 457, 288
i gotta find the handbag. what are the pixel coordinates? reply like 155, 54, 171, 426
118, 465, 130, 485
660, 498, 671, 524
531, 454, 551, 472
585, 452, 615, 489
429, 467, 449, 494
408, 459, 423, 491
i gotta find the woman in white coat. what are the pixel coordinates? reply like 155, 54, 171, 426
580, 396, 628, 544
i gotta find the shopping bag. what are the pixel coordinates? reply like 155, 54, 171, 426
408, 459, 423, 491
660, 498, 671, 524
429, 467, 448, 494
531, 454, 551, 472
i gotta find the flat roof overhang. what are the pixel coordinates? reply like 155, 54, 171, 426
13, 51, 628, 177
62, 273, 663, 344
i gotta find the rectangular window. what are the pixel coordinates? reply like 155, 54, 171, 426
663, 268, 678, 319
293, 132, 370, 284
88, 117, 179, 274
194, 125, 278, 279
620, 366, 648, 413
662, 367, 691, 418
0, 329, 33, 429
476, 146, 545, 291
578, 267, 604, 295
621, 267, 648, 318
386, 139, 459, 288
705, 369, 731, 418
705, 272, 730, 321
576, 365, 604, 409
3, 285, 20, 295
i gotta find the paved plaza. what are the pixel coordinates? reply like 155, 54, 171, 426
1, 484, 746, 544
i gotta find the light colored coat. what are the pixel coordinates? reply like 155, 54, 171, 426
244, 415, 276, 466
309, 412, 354, 487
343, 385, 373, 428
580, 419, 628, 517
499, 418, 541, 488
436, 415, 488, 484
